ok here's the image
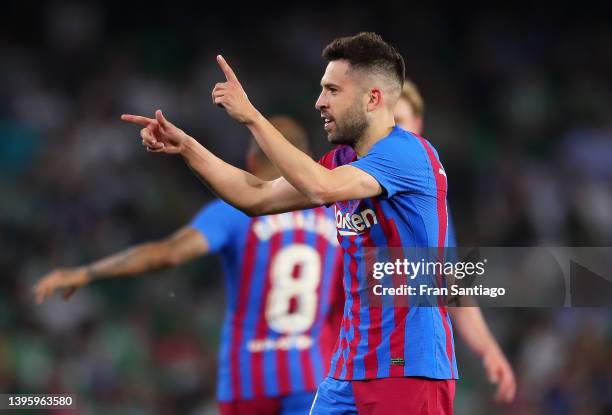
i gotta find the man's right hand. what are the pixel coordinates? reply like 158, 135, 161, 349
212, 55, 259, 125
121, 110, 189, 154
34, 267, 91, 304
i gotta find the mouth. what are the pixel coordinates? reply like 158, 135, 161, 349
322, 115, 335, 131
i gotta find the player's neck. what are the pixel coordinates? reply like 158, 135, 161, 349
353, 116, 395, 158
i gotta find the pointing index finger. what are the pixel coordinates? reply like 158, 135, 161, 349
121, 114, 155, 127
217, 55, 239, 83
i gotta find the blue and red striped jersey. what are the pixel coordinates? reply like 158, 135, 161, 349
191, 202, 343, 401
318, 125, 458, 381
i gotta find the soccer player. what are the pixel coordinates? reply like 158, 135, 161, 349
34, 116, 344, 415
394, 81, 516, 403
122, 32, 465, 414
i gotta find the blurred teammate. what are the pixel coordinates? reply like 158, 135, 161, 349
34, 116, 344, 415
394, 80, 516, 403
122, 32, 458, 414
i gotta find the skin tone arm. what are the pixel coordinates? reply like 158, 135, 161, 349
123, 57, 383, 210
34, 226, 207, 304
448, 304, 516, 403
121, 111, 316, 216
209, 55, 383, 206
244, 113, 378, 206
123, 108, 381, 212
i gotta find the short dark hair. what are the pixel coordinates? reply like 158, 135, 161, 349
322, 32, 405, 89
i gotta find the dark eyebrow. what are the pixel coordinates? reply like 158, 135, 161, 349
321, 82, 341, 90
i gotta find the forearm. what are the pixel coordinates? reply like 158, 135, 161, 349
181, 136, 312, 215
246, 114, 333, 204
86, 242, 171, 281
448, 306, 501, 357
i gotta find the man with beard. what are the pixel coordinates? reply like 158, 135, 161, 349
123, 32, 456, 414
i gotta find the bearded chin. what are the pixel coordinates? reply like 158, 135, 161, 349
328, 110, 369, 147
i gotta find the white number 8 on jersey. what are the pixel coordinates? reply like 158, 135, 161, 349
266, 244, 321, 334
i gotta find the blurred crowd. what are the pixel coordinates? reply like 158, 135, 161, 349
1, 2, 611, 414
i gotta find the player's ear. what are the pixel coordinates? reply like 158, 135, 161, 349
366, 88, 383, 112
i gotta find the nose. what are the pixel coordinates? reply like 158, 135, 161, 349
315, 91, 327, 111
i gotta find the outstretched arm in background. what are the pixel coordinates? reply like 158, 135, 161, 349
448, 305, 516, 403
34, 226, 207, 304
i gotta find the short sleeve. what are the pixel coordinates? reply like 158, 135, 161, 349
190, 199, 246, 253
350, 134, 432, 198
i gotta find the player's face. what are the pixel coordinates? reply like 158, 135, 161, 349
315, 60, 369, 145
394, 97, 422, 134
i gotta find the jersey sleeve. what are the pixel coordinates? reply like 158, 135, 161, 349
190, 199, 244, 253
350, 135, 432, 198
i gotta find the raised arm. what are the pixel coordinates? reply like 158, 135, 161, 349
121, 111, 316, 216
247, 115, 380, 205
34, 226, 207, 304
212, 55, 383, 205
